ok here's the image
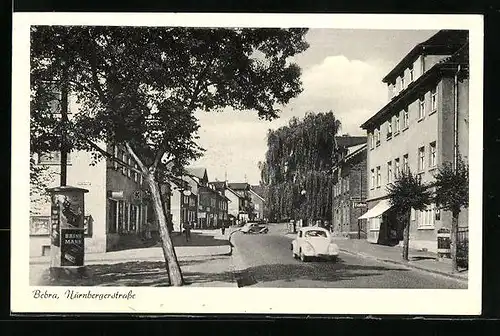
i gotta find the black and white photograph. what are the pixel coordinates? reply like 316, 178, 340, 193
12, 13, 483, 315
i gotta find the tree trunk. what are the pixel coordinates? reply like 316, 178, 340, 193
147, 175, 183, 286
450, 210, 459, 273
402, 211, 410, 261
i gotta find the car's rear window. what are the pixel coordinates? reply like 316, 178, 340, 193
304, 230, 328, 238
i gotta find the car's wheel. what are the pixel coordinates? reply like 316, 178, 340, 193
299, 249, 309, 262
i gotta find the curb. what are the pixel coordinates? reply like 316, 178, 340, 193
339, 248, 468, 282
29, 245, 233, 265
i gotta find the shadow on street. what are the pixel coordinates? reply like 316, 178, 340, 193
34, 257, 235, 287
234, 258, 409, 287
110, 230, 230, 252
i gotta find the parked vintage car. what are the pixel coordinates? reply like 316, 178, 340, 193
291, 227, 339, 262
240, 222, 269, 234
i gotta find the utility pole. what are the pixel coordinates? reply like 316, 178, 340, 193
60, 61, 69, 186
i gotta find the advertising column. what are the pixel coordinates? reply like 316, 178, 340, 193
47, 186, 88, 276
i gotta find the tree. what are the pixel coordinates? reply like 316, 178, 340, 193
386, 170, 432, 261
433, 155, 469, 272
31, 26, 309, 286
261, 112, 341, 223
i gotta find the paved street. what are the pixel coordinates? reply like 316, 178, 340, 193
229, 224, 467, 288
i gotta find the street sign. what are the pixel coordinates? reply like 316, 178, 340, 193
352, 202, 366, 208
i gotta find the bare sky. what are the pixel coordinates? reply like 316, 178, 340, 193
192, 29, 438, 185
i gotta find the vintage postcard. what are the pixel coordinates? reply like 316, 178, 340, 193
12, 12, 483, 315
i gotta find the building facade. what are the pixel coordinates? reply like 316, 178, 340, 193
170, 168, 206, 231
249, 186, 266, 220
227, 183, 253, 222
30, 143, 158, 256
332, 144, 368, 239
359, 30, 469, 252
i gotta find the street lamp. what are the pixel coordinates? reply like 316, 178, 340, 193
298, 189, 307, 230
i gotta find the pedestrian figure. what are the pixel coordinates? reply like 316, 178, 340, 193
183, 221, 192, 242
221, 224, 226, 235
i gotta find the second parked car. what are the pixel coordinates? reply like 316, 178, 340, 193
240, 222, 269, 234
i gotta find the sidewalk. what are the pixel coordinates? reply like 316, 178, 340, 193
332, 238, 468, 281
30, 230, 236, 287
30, 229, 232, 265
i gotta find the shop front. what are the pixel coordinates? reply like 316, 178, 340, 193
359, 199, 401, 245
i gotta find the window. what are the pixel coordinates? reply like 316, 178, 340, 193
403, 107, 409, 129
376, 166, 381, 188
371, 169, 375, 189
429, 142, 437, 168
370, 216, 381, 231
387, 161, 393, 183
369, 133, 374, 150
409, 67, 414, 83
431, 87, 437, 113
387, 120, 392, 139
183, 196, 189, 204
305, 230, 328, 238
113, 145, 119, 169
133, 164, 138, 182
394, 158, 400, 178
400, 75, 405, 91
122, 152, 127, 175
375, 128, 380, 147
418, 204, 436, 228
117, 201, 125, 233
403, 154, 409, 174
127, 157, 132, 178
109, 200, 118, 233
394, 114, 400, 134
418, 96, 425, 120
418, 146, 425, 172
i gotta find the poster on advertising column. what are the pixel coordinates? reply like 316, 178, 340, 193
50, 196, 60, 246
61, 228, 84, 266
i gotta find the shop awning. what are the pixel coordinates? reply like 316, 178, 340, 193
358, 199, 392, 220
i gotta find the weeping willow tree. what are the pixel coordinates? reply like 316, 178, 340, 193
261, 111, 341, 223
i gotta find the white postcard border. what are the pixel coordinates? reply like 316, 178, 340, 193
12, 12, 483, 315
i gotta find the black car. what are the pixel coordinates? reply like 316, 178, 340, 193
240, 222, 269, 234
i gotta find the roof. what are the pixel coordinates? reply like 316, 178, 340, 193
361, 47, 469, 130
382, 30, 469, 84
335, 135, 366, 148
345, 143, 366, 158
225, 187, 243, 199
249, 189, 265, 202
227, 182, 250, 191
209, 181, 227, 190
250, 185, 266, 198
184, 167, 208, 181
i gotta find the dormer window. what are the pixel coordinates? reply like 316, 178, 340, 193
409, 66, 414, 83
400, 75, 405, 92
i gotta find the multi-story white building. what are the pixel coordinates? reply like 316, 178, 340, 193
30, 143, 161, 256
359, 30, 469, 252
